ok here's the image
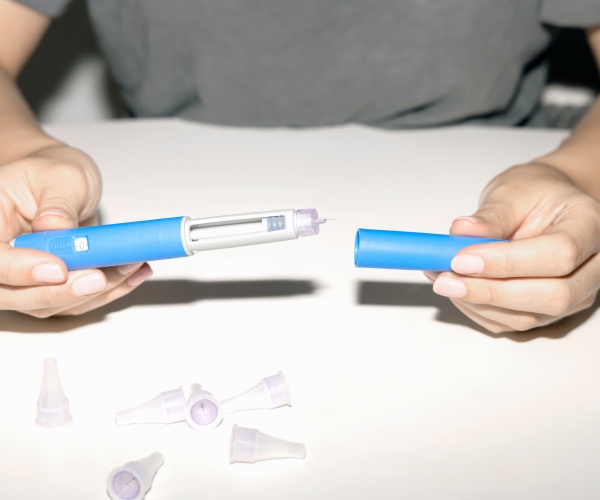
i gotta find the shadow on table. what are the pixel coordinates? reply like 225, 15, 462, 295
357, 280, 600, 342
0, 279, 316, 334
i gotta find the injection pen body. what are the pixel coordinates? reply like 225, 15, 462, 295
11, 209, 325, 271
354, 228, 505, 271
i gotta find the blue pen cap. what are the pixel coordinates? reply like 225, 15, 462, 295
354, 228, 503, 271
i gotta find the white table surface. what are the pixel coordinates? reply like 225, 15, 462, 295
1, 119, 598, 500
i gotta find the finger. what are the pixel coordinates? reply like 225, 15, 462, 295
448, 299, 519, 333
450, 294, 596, 333
435, 253, 600, 315
0, 269, 107, 314
21, 263, 151, 318
52, 263, 153, 316
451, 232, 599, 279
543, 201, 600, 269
449, 299, 546, 333
0, 243, 67, 286
31, 263, 152, 318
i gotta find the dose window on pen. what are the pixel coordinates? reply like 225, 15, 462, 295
74, 237, 89, 252
189, 216, 286, 240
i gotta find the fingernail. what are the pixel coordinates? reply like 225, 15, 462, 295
72, 272, 106, 296
451, 254, 484, 274
452, 216, 483, 224
33, 263, 66, 284
36, 209, 70, 221
117, 263, 143, 275
433, 276, 466, 298
127, 265, 153, 287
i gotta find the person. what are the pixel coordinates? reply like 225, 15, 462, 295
0, 0, 599, 333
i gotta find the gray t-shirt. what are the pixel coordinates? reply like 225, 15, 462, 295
17, 0, 600, 128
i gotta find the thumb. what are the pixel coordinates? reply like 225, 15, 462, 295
31, 207, 79, 233
450, 185, 527, 240
449, 209, 517, 241
30, 165, 101, 233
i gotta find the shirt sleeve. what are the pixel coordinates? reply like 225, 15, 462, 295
540, 0, 600, 27
14, 0, 73, 17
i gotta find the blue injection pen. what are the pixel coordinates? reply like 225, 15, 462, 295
354, 228, 506, 271
10, 208, 326, 271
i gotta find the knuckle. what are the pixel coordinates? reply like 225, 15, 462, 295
582, 293, 598, 309
36, 284, 66, 309
554, 235, 581, 276
545, 282, 577, 317
48, 161, 88, 186
476, 283, 497, 306
510, 313, 543, 332
25, 308, 55, 319
0, 255, 33, 286
482, 322, 508, 334
570, 292, 598, 314
56, 308, 83, 317
502, 252, 517, 277
0, 260, 13, 284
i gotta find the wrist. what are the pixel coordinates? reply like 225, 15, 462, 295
533, 149, 600, 201
533, 96, 600, 200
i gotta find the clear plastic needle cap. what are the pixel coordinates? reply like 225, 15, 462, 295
115, 387, 186, 425
185, 384, 223, 430
107, 452, 164, 500
221, 371, 291, 415
295, 208, 327, 237
229, 425, 307, 464
36, 357, 71, 428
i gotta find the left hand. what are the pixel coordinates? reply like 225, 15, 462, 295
424, 162, 600, 333
0, 144, 153, 318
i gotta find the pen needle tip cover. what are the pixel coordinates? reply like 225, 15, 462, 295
229, 425, 306, 464
107, 452, 164, 500
115, 387, 186, 425
36, 357, 71, 428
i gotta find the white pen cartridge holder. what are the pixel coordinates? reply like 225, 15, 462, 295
184, 209, 319, 252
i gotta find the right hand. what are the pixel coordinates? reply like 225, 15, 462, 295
0, 144, 153, 318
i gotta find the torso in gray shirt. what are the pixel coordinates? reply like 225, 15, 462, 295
18, 0, 600, 128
